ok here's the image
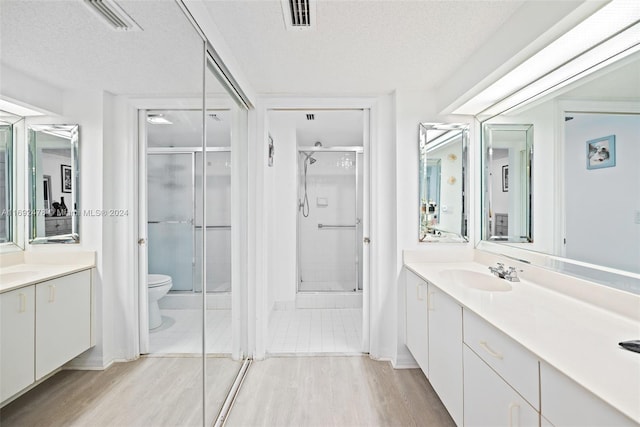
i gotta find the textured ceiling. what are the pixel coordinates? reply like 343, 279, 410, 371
0, 1, 226, 96
270, 110, 364, 146
202, 0, 527, 94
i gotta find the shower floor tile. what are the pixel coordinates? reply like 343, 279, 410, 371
149, 309, 231, 355
268, 308, 363, 354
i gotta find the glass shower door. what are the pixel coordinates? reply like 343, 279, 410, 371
194, 150, 231, 293
297, 150, 360, 292
147, 152, 194, 291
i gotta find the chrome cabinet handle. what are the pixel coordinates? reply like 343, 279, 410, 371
416, 283, 425, 301
49, 285, 56, 303
480, 340, 504, 359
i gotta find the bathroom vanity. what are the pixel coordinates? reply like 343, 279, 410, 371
0, 253, 95, 406
404, 256, 639, 426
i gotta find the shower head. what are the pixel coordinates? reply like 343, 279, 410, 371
304, 151, 317, 165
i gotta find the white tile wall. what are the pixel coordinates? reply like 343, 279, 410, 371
149, 309, 231, 354
268, 308, 362, 354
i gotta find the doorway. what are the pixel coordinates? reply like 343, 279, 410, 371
265, 109, 369, 355
140, 109, 233, 355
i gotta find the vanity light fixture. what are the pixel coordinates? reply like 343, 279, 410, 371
453, 0, 640, 116
147, 114, 172, 125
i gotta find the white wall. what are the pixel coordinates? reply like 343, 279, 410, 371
265, 113, 298, 309
394, 88, 475, 366
565, 113, 640, 273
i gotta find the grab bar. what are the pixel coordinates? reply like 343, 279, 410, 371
195, 225, 231, 229
318, 224, 356, 229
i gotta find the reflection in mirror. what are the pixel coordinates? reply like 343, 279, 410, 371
564, 112, 640, 274
0, 122, 13, 244
477, 51, 640, 292
0, 110, 22, 247
28, 124, 79, 243
482, 123, 532, 243
419, 123, 468, 242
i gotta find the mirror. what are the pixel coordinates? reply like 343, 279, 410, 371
419, 123, 468, 242
482, 123, 532, 243
478, 51, 640, 288
0, 110, 22, 248
28, 124, 79, 243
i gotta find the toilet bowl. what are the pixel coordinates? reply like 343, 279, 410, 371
148, 274, 172, 329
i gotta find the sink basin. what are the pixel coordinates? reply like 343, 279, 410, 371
440, 269, 512, 292
0, 271, 41, 285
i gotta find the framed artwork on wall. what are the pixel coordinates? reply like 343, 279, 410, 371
586, 135, 616, 170
502, 165, 509, 192
61, 165, 72, 193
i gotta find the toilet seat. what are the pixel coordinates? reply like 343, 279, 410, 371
148, 274, 172, 288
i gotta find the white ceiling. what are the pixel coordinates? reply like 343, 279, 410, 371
202, 0, 530, 94
271, 109, 364, 146
0, 0, 227, 96
0, 0, 600, 106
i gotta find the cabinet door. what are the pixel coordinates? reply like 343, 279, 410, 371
405, 270, 429, 373
540, 362, 634, 426
464, 345, 539, 427
35, 270, 91, 380
428, 284, 463, 426
0, 286, 35, 402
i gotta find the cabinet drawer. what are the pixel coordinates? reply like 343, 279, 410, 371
464, 345, 539, 427
540, 362, 634, 426
463, 309, 539, 409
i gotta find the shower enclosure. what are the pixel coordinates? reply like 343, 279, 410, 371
297, 147, 364, 293
147, 148, 231, 293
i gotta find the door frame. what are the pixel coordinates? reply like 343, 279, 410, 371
252, 98, 377, 358
133, 99, 242, 357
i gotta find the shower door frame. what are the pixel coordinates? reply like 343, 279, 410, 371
296, 146, 365, 294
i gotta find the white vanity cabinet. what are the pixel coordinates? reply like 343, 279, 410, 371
428, 285, 463, 426
0, 269, 92, 405
0, 287, 35, 402
405, 270, 429, 373
540, 362, 635, 426
35, 270, 91, 380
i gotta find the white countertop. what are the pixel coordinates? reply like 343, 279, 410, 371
405, 261, 640, 423
0, 262, 94, 293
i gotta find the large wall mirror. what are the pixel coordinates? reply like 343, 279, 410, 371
419, 123, 468, 242
478, 50, 640, 291
28, 124, 79, 243
481, 123, 532, 243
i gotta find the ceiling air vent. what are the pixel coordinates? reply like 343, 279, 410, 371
84, 0, 142, 31
281, 0, 316, 31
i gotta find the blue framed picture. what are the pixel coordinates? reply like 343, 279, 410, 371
586, 135, 615, 170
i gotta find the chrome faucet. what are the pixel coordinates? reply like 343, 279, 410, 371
488, 263, 522, 282
488, 263, 506, 278
503, 266, 522, 282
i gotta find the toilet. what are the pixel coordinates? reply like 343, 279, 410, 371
148, 274, 173, 329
